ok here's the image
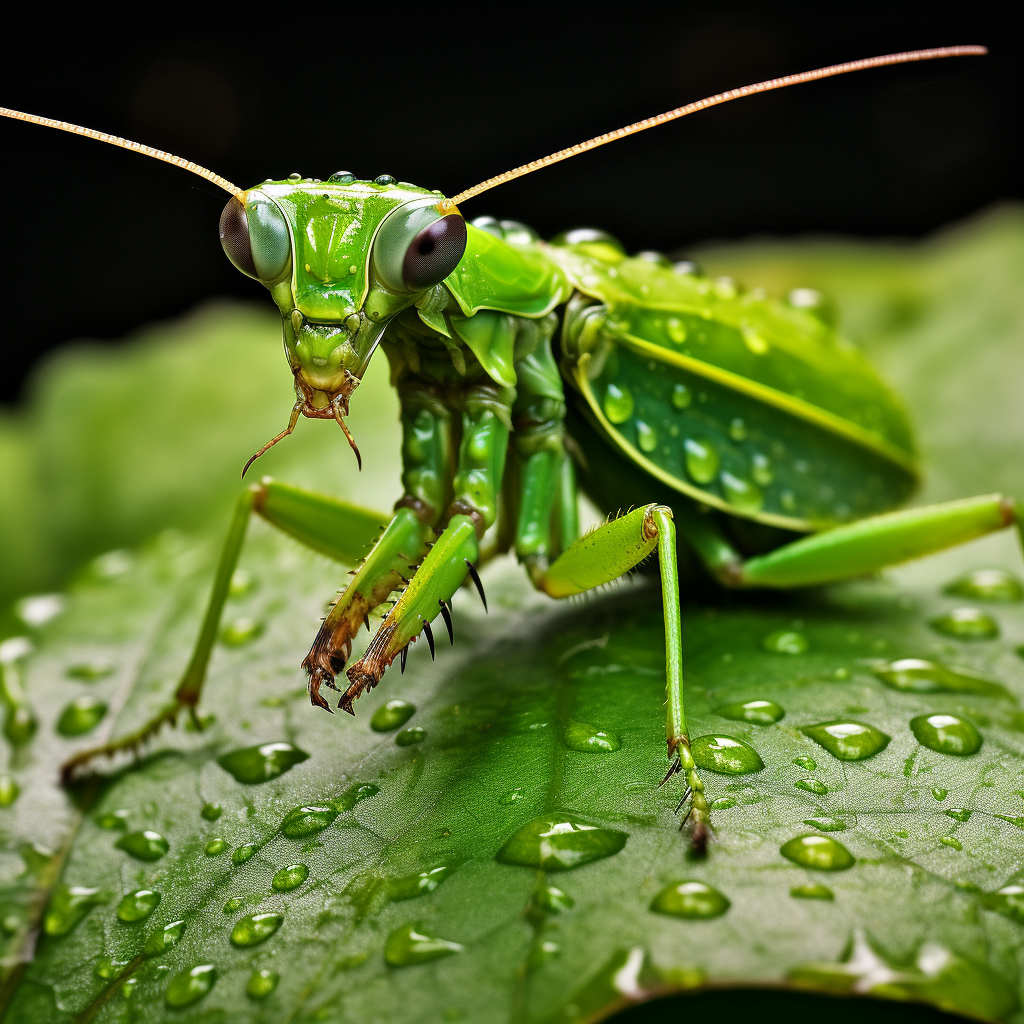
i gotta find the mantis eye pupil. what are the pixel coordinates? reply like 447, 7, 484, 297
219, 198, 257, 279
402, 215, 467, 290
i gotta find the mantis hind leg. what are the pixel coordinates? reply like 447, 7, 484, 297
536, 504, 710, 852
61, 479, 390, 781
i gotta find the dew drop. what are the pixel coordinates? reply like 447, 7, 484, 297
729, 418, 747, 442
720, 472, 763, 513
247, 968, 280, 1000
563, 720, 621, 753
792, 755, 817, 771
56, 696, 108, 736
790, 884, 834, 900
165, 964, 217, 1008
499, 787, 524, 805
384, 922, 464, 966
872, 658, 1003, 696
272, 863, 309, 892
995, 814, 1024, 829
201, 802, 222, 821
780, 834, 854, 871
710, 796, 737, 810
495, 815, 627, 871
223, 896, 245, 913
143, 919, 185, 956
939, 837, 963, 851
945, 569, 1023, 602
988, 885, 1024, 923
932, 788, 948, 801
684, 439, 719, 484
232, 844, 257, 864
636, 421, 658, 453
690, 735, 763, 775
115, 830, 169, 862
650, 880, 729, 920
230, 912, 283, 948
741, 324, 769, 354
220, 617, 264, 646
66, 660, 114, 681
930, 607, 999, 640
603, 382, 634, 424
671, 384, 692, 409
762, 630, 809, 654
94, 956, 125, 980
371, 699, 416, 732
795, 778, 828, 795
43, 885, 106, 937
534, 885, 574, 913
0, 775, 20, 807
945, 807, 971, 822
716, 699, 784, 726
395, 727, 426, 747
801, 720, 890, 761
281, 804, 339, 838
911, 714, 983, 756
217, 741, 309, 784
667, 318, 687, 344
117, 889, 160, 923
751, 453, 773, 486
803, 817, 846, 832
205, 838, 227, 856
387, 863, 457, 901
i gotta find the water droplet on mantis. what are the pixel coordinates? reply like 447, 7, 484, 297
272, 863, 309, 891
911, 714, 982, 756
115, 830, 169, 862
563, 720, 621, 753
635, 421, 658, 452
729, 418, 747, 441
247, 969, 280, 1000
671, 384, 692, 409
720, 472, 763, 513
281, 804, 338, 838
495, 815, 627, 871
0, 775, 20, 807
762, 630, 809, 654
751, 453, 773, 486
384, 922, 463, 966
165, 964, 217, 1008
371, 699, 416, 732
780, 834, 855, 871
945, 568, 1023, 602
217, 741, 309, 783
792, 755, 817, 771
795, 778, 828, 795
117, 889, 160, 923
395, 727, 426, 746
205, 838, 226, 856
220, 617, 264, 646
684, 439, 719, 484
232, 844, 256, 864
716, 699, 784, 725
930, 607, 999, 640
650, 881, 729, 919
387, 863, 457, 901
790, 884, 834, 900
801, 720, 890, 761
603, 383, 634, 424
56, 696, 107, 736
143, 919, 185, 956
230, 912, 283, 947
691, 735, 763, 775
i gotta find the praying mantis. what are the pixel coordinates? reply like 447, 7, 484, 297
3, 44, 1006, 852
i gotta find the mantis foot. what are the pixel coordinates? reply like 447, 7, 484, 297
660, 744, 710, 856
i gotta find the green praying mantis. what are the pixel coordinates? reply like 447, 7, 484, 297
1, 44, 1009, 851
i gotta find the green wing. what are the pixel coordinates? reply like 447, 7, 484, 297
552, 242, 919, 530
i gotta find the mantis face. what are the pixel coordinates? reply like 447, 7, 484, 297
219, 178, 467, 415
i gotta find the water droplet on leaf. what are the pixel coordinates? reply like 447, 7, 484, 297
272, 863, 309, 891
650, 880, 729, 919
281, 804, 339, 838
0, 775, 20, 807
911, 714, 982, 756
930, 607, 999, 640
803, 817, 846, 832
499, 787, 524, 805
371, 699, 416, 732
230, 912, 283, 947
395, 727, 426, 746
780, 834, 855, 871
200, 802, 222, 821
671, 384, 691, 409
115, 830, 169, 862
792, 756, 817, 771
716, 699, 784, 725
790, 884, 834, 900
534, 885, 574, 913
117, 889, 160, 923
223, 896, 245, 913
384, 922, 463, 966
247, 968, 280, 1000
165, 964, 217, 1008
762, 630, 809, 654
751, 453, 773, 486
939, 837, 963, 850
801, 720, 890, 761
684, 439, 719, 484
56, 696, 107, 736
143, 919, 185, 956
635, 421, 658, 452
232, 844, 256, 864
220, 617, 264, 646
205, 838, 226, 856
387, 863, 457, 901
217, 741, 309, 784
66, 660, 114, 681
873, 658, 1004, 695
932, 788, 948, 801
795, 778, 828, 795
563, 720, 621, 752
710, 796, 736, 810
496, 815, 627, 871
720, 472, 763, 513
690, 735, 763, 775
43, 885, 106, 937
603, 383, 634, 424
945, 569, 1022, 602
945, 807, 971, 822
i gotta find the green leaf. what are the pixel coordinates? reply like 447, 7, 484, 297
2, 209, 1024, 1022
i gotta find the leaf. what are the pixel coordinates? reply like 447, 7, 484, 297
2, 209, 1024, 1022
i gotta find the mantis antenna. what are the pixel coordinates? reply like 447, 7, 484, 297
448, 46, 988, 207
0, 106, 246, 200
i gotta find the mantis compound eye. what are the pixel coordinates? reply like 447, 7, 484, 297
373, 198, 467, 293
219, 194, 292, 284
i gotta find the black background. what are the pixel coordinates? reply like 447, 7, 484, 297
1, 6, 1020, 403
